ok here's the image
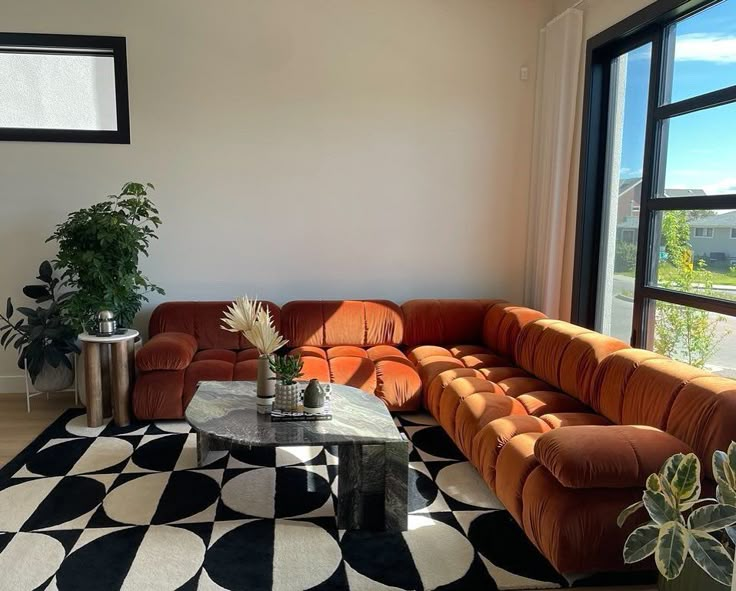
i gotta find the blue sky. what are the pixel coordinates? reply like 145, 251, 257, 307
619, 0, 736, 196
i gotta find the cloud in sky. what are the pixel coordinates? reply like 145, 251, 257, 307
703, 177, 736, 195
674, 33, 736, 63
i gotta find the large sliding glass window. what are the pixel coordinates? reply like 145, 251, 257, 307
574, 0, 736, 377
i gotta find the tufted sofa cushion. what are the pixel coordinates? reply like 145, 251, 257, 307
280, 300, 403, 348
149, 300, 281, 350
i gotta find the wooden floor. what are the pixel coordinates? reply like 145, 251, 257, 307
0, 391, 80, 467
0, 392, 656, 591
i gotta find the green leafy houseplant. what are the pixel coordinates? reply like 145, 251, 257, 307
618, 445, 736, 588
269, 354, 304, 385
48, 182, 164, 332
0, 261, 80, 383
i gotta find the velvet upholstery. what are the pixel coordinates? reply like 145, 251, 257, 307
132, 297, 736, 578
535, 425, 694, 489
401, 299, 500, 347
149, 300, 280, 350
136, 332, 198, 371
281, 300, 403, 347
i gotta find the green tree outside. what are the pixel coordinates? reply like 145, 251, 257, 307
653, 211, 730, 368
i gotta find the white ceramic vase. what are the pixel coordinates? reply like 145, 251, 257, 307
256, 355, 275, 414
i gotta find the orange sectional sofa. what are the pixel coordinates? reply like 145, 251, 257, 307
132, 298, 736, 577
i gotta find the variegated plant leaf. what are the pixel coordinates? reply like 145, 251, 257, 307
713, 451, 735, 490
680, 497, 717, 511
688, 503, 736, 532
655, 521, 688, 580
623, 524, 659, 563
660, 453, 685, 485
617, 500, 645, 528
716, 484, 736, 508
671, 453, 700, 503
646, 473, 661, 492
728, 441, 736, 477
659, 475, 677, 507
643, 490, 678, 525
688, 530, 734, 587
726, 525, 736, 546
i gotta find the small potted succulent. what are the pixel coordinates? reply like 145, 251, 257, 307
0, 261, 80, 392
270, 354, 304, 412
618, 443, 736, 590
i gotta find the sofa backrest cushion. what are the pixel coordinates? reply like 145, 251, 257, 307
482, 303, 547, 362
666, 376, 736, 480
402, 299, 500, 347
149, 301, 281, 350
589, 348, 661, 420
591, 349, 708, 429
558, 332, 630, 404
515, 320, 591, 392
280, 300, 403, 348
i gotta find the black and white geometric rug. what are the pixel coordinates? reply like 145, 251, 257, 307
0, 409, 652, 591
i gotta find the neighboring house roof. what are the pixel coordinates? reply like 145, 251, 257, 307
619, 177, 641, 193
617, 177, 706, 199
690, 211, 736, 229
663, 188, 706, 198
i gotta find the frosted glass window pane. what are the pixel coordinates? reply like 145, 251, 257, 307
0, 52, 117, 130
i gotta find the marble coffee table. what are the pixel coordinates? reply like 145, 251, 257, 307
185, 380, 409, 531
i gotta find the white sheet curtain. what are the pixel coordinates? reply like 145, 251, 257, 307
524, 9, 584, 319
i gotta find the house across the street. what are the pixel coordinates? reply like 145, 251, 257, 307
690, 210, 736, 266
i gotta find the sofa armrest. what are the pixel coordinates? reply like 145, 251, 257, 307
136, 332, 198, 371
535, 425, 692, 489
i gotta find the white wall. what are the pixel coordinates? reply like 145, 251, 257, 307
0, 0, 556, 391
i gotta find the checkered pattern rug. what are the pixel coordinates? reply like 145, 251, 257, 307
0, 409, 648, 590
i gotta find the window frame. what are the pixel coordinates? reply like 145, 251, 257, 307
731, 228, 736, 239
0, 32, 130, 144
572, 0, 736, 345
694, 227, 715, 238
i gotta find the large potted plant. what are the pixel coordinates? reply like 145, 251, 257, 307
48, 181, 164, 332
618, 444, 736, 590
0, 261, 80, 392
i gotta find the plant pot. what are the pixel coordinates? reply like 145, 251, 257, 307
658, 558, 730, 591
274, 382, 300, 412
32, 359, 74, 393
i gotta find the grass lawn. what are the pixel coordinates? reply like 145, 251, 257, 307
619, 265, 736, 286
658, 265, 736, 286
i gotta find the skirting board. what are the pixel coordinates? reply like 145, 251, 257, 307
0, 375, 76, 395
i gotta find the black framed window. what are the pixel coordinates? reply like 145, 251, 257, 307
0, 33, 129, 143
573, 0, 736, 377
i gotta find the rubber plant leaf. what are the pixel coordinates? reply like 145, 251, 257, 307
655, 521, 688, 581
688, 530, 734, 586
623, 523, 659, 564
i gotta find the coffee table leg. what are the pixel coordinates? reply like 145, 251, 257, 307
337, 440, 409, 531
337, 444, 363, 529
384, 438, 409, 531
197, 432, 210, 467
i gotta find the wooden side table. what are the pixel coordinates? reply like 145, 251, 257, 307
79, 330, 139, 428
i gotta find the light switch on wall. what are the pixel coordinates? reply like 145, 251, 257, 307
520, 66, 529, 81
